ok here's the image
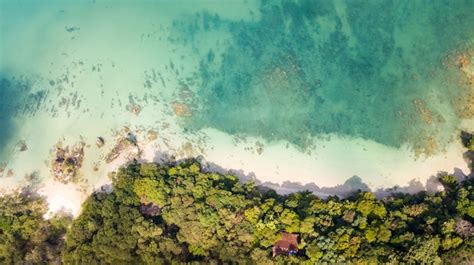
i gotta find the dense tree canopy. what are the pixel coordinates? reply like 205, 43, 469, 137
62, 160, 474, 264
0, 190, 71, 264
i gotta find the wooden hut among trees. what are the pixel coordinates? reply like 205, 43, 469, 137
272, 232, 299, 257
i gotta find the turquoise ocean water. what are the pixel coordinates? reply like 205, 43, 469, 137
0, 0, 473, 195
181, 0, 474, 151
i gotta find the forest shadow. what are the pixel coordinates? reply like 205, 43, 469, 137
151, 150, 471, 199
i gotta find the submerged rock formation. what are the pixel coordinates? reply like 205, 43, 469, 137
172, 102, 191, 117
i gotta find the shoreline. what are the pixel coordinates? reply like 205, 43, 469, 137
22, 125, 471, 217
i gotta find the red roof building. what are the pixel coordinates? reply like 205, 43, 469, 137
272, 232, 300, 257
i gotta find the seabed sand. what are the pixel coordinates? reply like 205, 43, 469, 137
2, 101, 472, 217
2, 103, 465, 217
0, 0, 472, 217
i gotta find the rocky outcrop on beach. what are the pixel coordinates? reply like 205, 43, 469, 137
105, 132, 141, 163
51, 141, 85, 184
96, 137, 105, 148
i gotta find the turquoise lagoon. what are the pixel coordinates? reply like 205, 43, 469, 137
0, 0, 473, 210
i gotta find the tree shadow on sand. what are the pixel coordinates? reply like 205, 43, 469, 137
149, 150, 472, 199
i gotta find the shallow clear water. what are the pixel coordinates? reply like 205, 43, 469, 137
181, 0, 474, 151
0, 0, 473, 196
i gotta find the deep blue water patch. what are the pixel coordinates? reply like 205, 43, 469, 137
0, 76, 47, 159
176, 0, 474, 150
